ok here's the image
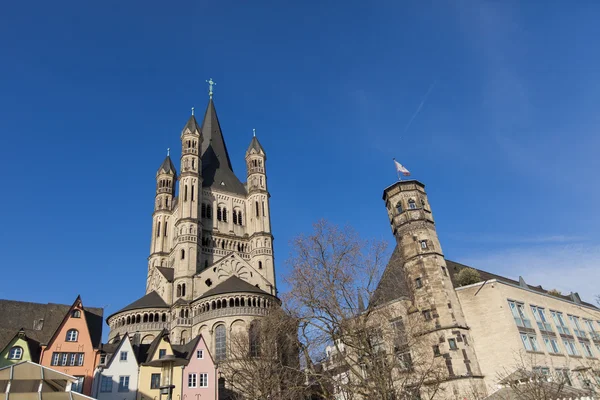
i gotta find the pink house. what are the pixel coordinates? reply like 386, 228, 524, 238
181, 336, 218, 400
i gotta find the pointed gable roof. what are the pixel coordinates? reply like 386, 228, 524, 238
104, 334, 141, 367
156, 267, 174, 282
111, 291, 168, 318
246, 136, 266, 157
182, 114, 201, 135
157, 155, 177, 176
43, 296, 104, 349
199, 99, 246, 195
371, 245, 411, 307
199, 276, 270, 300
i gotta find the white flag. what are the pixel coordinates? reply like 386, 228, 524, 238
394, 160, 411, 176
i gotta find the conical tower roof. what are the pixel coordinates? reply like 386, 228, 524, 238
246, 136, 266, 157
157, 155, 177, 176
199, 99, 246, 195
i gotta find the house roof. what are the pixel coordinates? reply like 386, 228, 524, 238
110, 291, 168, 318
156, 267, 174, 282
199, 99, 246, 195
370, 245, 411, 307
0, 298, 103, 354
446, 260, 598, 309
199, 276, 270, 300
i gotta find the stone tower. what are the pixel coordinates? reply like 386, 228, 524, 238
382, 180, 485, 392
107, 89, 279, 353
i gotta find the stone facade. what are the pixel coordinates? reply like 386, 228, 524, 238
106, 96, 279, 365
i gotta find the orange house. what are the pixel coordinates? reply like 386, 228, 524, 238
39, 296, 103, 396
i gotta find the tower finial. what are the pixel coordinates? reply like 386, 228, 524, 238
206, 78, 216, 99
167, 148, 170, 156
191, 107, 194, 116
253, 128, 256, 137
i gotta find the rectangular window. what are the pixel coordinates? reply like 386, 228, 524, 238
120, 351, 128, 361
199, 373, 208, 387
582, 341, 594, 357
51, 353, 59, 366
531, 306, 553, 332
100, 376, 113, 393
159, 349, 166, 359
584, 319, 600, 341
415, 277, 423, 289
433, 345, 440, 356
70, 353, 77, 366
78, 353, 84, 366
543, 336, 561, 354
551, 311, 571, 335
72, 377, 85, 394
118, 376, 130, 392
563, 339, 580, 356
568, 315, 587, 339
508, 301, 532, 329
188, 373, 197, 388
397, 351, 413, 370
61, 353, 68, 366
521, 333, 540, 352
99, 354, 107, 365
420, 240, 428, 249
557, 369, 572, 386
150, 373, 161, 389
422, 310, 432, 321
448, 338, 457, 350
197, 350, 204, 359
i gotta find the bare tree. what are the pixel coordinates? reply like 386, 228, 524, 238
285, 220, 448, 400
218, 306, 305, 400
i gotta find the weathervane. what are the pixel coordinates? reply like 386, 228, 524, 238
206, 78, 216, 99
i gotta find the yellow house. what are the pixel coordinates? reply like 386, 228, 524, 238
138, 330, 189, 400
0, 330, 39, 367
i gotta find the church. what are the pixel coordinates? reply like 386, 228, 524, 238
106, 81, 278, 361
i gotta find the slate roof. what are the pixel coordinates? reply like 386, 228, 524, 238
157, 155, 176, 176
370, 245, 411, 307
246, 136, 266, 156
199, 100, 246, 195
110, 291, 168, 318
446, 260, 598, 309
0, 298, 104, 356
171, 335, 201, 361
199, 276, 270, 300
156, 267, 174, 282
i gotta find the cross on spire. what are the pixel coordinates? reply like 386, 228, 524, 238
167, 148, 170, 156
253, 128, 256, 137
191, 107, 194, 116
206, 78, 216, 99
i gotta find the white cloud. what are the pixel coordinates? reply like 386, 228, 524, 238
460, 242, 600, 304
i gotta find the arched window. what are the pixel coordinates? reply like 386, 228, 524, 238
181, 249, 185, 260
166, 197, 169, 207
396, 202, 403, 214
233, 211, 238, 225
184, 185, 188, 201
201, 203, 206, 218
126, 316, 131, 324
255, 201, 260, 217
136, 315, 141, 323
8, 346, 23, 360
207, 205, 212, 219
191, 185, 195, 201
71, 310, 81, 318
143, 314, 148, 323
222, 207, 227, 222
156, 222, 161, 237
182, 283, 186, 296
262, 201, 265, 215
238, 211, 243, 225
217, 206, 222, 221
162, 313, 167, 322
215, 325, 226, 361
258, 261, 263, 269
249, 321, 261, 357
149, 313, 154, 322
164, 221, 168, 237
66, 329, 78, 342
408, 199, 416, 209
177, 284, 181, 297
192, 159, 195, 169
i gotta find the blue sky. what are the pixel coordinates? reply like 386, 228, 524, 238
1, 0, 600, 323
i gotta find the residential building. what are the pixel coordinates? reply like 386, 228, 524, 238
93, 334, 140, 400
38, 296, 104, 395
0, 296, 103, 372
182, 335, 218, 400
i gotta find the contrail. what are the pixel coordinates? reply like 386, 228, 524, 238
403, 80, 438, 134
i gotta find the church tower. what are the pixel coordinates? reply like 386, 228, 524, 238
107, 80, 279, 350
382, 180, 484, 390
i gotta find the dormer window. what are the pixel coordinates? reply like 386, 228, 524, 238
72, 310, 81, 318
408, 199, 416, 209
159, 349, 166, 359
